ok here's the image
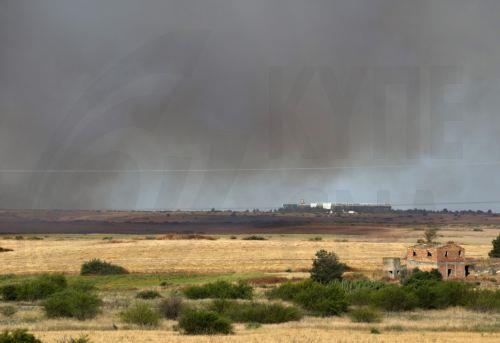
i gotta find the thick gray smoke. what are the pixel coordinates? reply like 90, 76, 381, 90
1, 0, 500, 210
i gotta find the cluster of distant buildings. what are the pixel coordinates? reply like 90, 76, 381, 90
280, 200, 392, 214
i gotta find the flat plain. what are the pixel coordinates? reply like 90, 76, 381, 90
1, 210, 500, 342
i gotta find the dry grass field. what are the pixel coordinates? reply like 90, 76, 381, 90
1, 224, 500, 342
0, 226, 497, 275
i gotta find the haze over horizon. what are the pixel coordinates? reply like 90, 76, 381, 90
1, 0, 500, 211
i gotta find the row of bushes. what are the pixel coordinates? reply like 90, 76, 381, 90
0, 275, 103, 321
183, 280, 253, 300
119, 297, 301, 334
268, 273, 500, 315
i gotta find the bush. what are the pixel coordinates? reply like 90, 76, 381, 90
183, 281, 253, 300
403, 269, 442, 287
310, 250, 347, 284
489, 234, 500, 258
0, 285, 18, 301
372, 285, 418, 311
1, 274, 67, 301
466, 289, 500, 312
159, 296, 183, 319
349, 288, 376, 306
0, 330, 41, 343
208, 299, 302, 323
42, 288, 102, 320
80, 259, 128, 275
120, 302, 160, 327
432, 281, 471, 308
242, 235, 267, 241
268, 280, 349, 316
178, 309, 233, 335
0, 306, 17, 317
136, 290, 162, 299
349, 307, 382, 323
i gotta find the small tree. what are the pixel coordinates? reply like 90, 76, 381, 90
489, 234, 500, 258
424, 227, 439, 243
310, 250, 346, 284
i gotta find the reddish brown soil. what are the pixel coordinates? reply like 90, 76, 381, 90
0, 209, 498, 235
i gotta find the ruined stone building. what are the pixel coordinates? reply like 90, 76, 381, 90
406, 242, 471, 279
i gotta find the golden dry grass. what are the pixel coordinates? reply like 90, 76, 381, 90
7, 308, 499, 342
0, 232, 492, 274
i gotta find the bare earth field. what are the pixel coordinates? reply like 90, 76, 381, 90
1, 210, 500, 342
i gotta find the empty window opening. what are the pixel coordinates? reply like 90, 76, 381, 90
445, 251, 448, 257
447, 269, 452, 277
458, 250, 462, 257
389, 271, 393, 275
412, 250, 416, 256
427, 251, 432, 257
465, 265, 470, 277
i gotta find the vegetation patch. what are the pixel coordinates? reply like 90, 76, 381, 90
184, 280, 253, 300
159, 296, 184, 320
42, 288, 102, 320
267, 279, 349, 316
178, 309, 233, 335
208, 299, 302, 324
310, 250, 347, 284
0, 274, 67, 301
0, 329, 41, 343
0, 247, 13, 253
120, 302, 160, 327
80, 259, 129, 275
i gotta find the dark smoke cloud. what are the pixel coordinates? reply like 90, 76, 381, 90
1, 0, 500, 210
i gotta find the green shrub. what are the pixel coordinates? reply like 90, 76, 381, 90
310, 250, 347, 284
489, 234, 500, 258
42, 288, 102, 320
159, 296, 184, 319
348, 307, 382, 323
268, 280, 349, 316
466, 289, 500, 312
80, 259, 128, 275
242, 235, 267, 241
372, 285, 418, 312
1, 274, 67, 301
432, 281, 471, 308
403, 269, 442, 287
266, 281, 304, 301
0, 330, 41, 343
349, 288, 376, 306
370, 327, 380, 334
208, 299, 302, 323
120, 302, 160, 327
178, 309, 233, 335
0, 285, 18, 301
183, 281, 253, 300
136, 290, 162, 299
0, 306, 17, 317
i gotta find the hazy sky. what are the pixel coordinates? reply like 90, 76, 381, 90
1, 0, 500, 210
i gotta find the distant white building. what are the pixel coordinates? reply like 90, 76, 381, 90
310, 203, 318, 208
323, 202, 332, 210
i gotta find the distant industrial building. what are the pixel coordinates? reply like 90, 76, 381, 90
281, 201, 391, 213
